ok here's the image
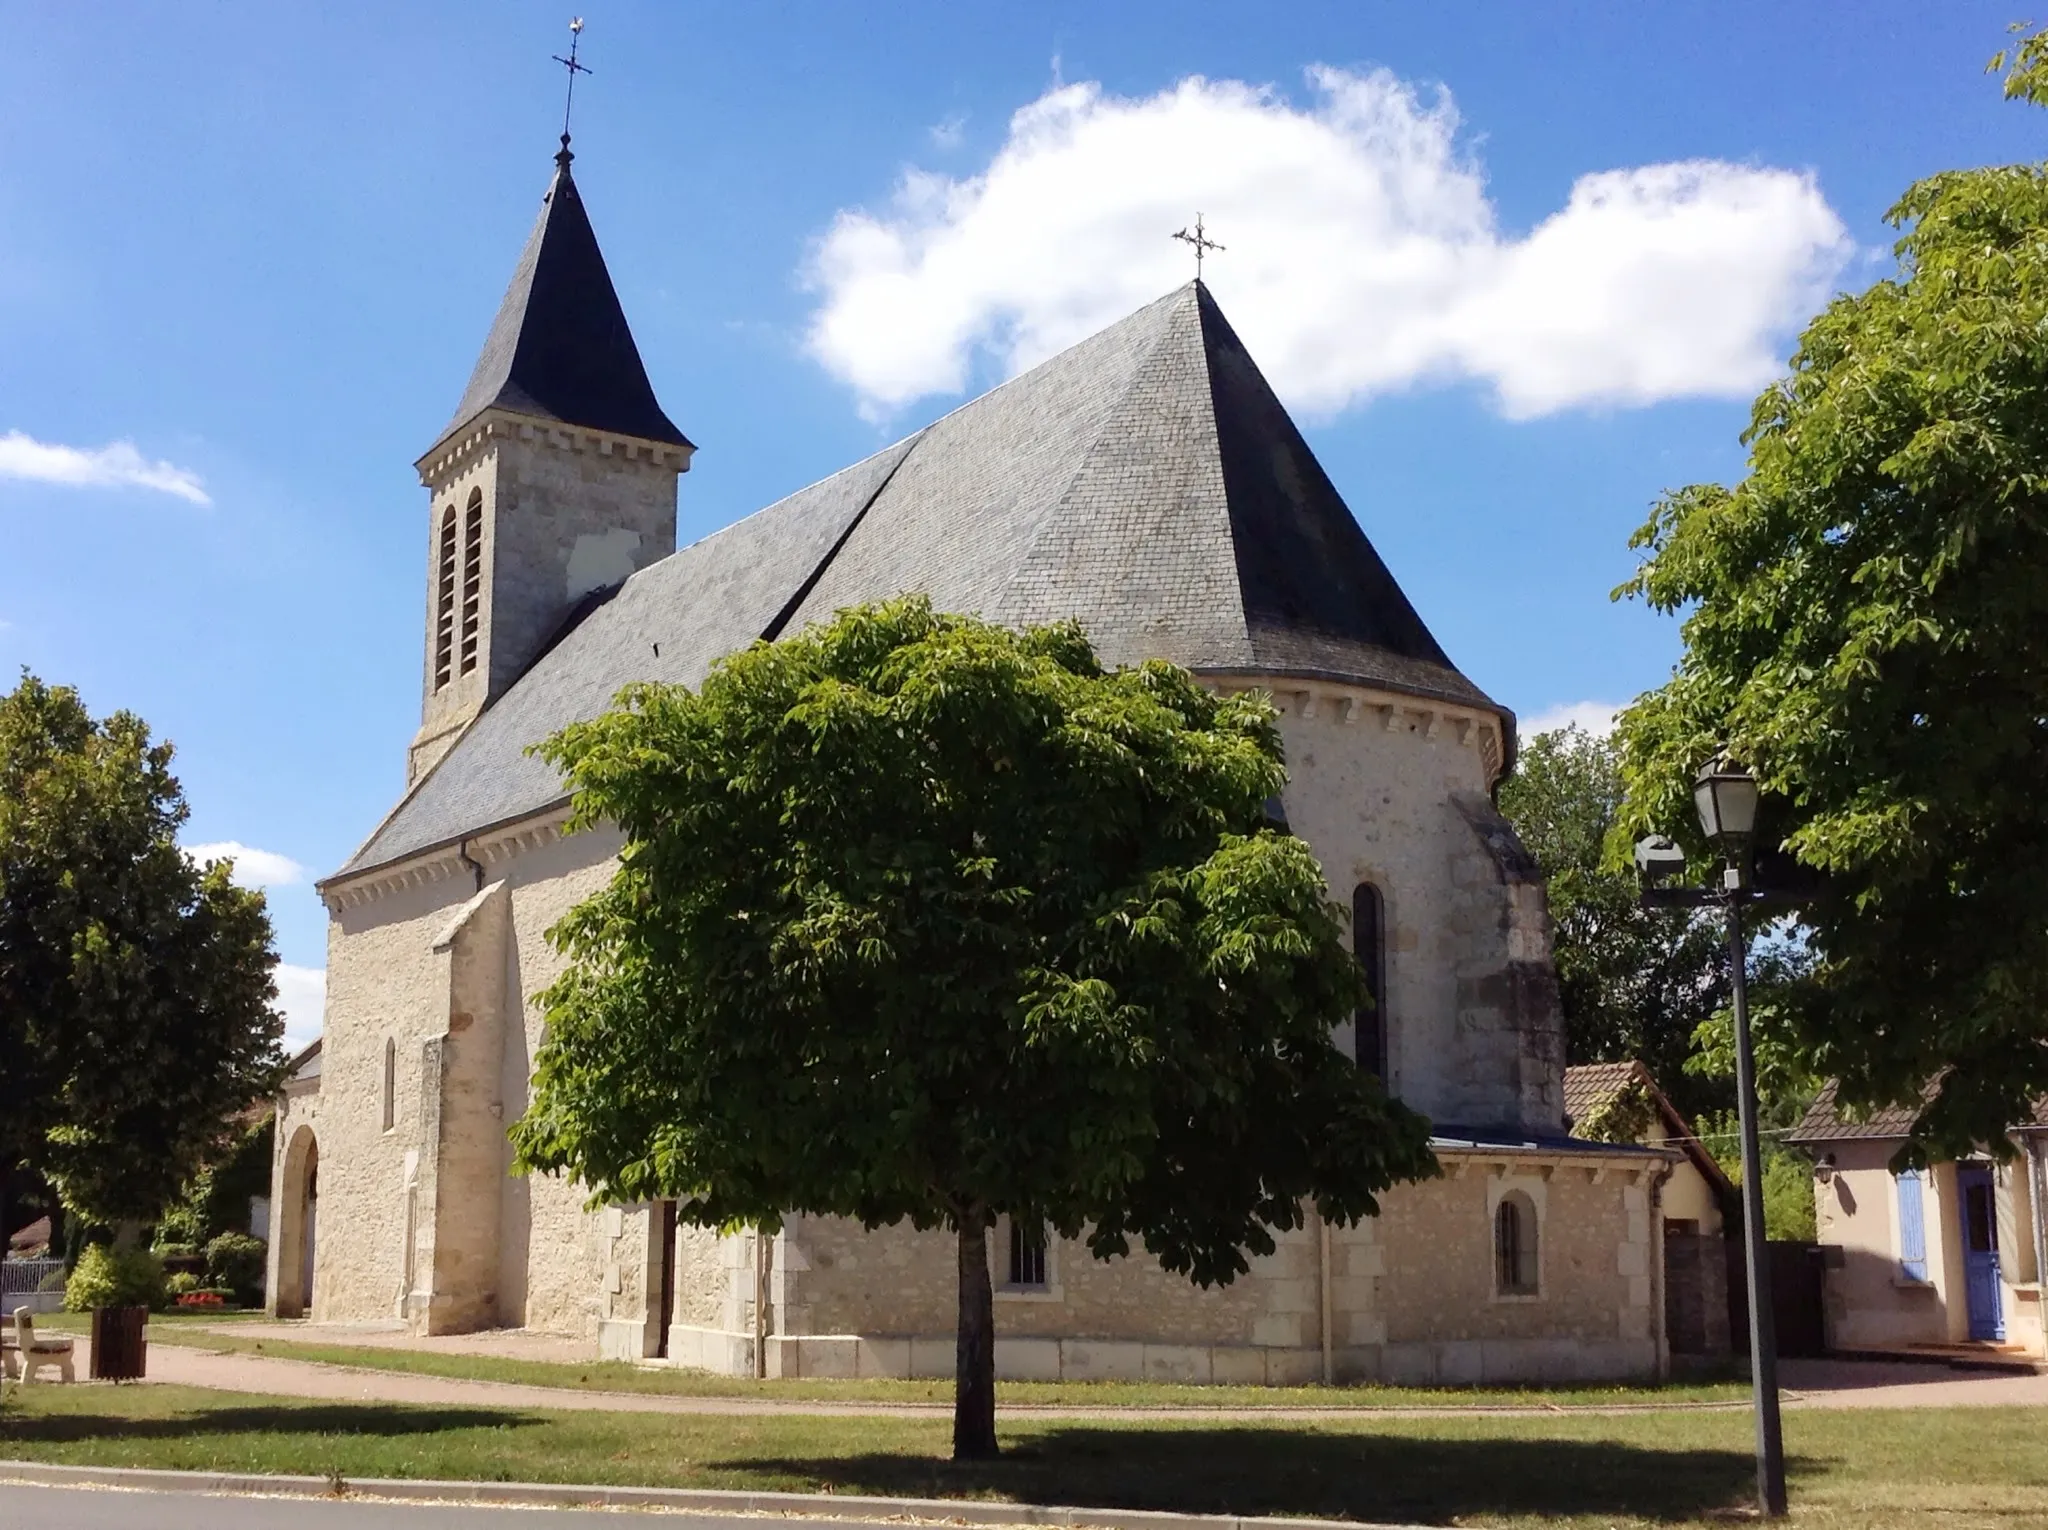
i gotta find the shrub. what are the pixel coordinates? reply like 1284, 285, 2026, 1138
36, 1266, 68, 1293
64, 1244, 168, 1312
166, 1271, 201, 1296
174, 1289, 226, 1308
205, 1231, 267, 1305
155, 1203, 206, 1248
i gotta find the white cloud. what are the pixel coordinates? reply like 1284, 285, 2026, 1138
274, 963, 325, 1048
805, 68, 1852, 420
185, 840, 309, 890
928, 113, 967, 150
1519, 700, 1621, 742
0, 430, 211, 505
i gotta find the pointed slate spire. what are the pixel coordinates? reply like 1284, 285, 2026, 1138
435, 148, 689, 452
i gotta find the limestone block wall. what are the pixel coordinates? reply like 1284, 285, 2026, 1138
409, 415, 684, 783
751, 1148, 1665, 1385
312, 819, 640, 1339
1255, 680, 1563, 1135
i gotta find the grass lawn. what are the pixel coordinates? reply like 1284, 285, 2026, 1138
27, 1313, 1750, 1411
1, 1383, 2042, 1528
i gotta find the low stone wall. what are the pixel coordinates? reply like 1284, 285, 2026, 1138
650, 1143, 1669, 1386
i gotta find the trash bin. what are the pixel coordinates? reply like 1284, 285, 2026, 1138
89, 1305, 148, 1380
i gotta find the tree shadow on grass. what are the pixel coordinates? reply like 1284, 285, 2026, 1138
732, 1426, 1773, 1525
0, 1402, 540, 1447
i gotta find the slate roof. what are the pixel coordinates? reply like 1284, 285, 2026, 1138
339, 281, 1501, 880
432, 151, 689, 454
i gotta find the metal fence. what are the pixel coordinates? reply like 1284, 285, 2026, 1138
0, 1258, 63, 1297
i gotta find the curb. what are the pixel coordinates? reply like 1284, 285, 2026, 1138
0, 1460, 1428, 1528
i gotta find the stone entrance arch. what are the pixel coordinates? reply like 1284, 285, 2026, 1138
272, 1125, 319, 1318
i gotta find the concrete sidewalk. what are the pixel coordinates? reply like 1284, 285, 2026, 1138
56, 1335, 2048, 1418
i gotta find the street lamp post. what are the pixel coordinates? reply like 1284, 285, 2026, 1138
1639, 758, 1788, 1518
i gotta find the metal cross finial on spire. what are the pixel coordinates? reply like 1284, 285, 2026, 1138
1171, 213, 1224, 281
553, 17, 591, 166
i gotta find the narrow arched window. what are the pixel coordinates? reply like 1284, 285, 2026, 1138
1495, 1192, 1538, 1295
381, 1037, 397, 1132
1353, 883, 1386, 1078
459, 489, 484, 676
432, 507, 458, 691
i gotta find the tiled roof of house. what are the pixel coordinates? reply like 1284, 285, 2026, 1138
338, 281, 1502, 880
1562, 1059, 1735, 1197
432, 152, 689, 454
1787, 1078, 2048, 1144
1562, 1060, 1647, 1125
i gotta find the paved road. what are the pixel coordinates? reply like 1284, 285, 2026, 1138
0, 1483, 860, 1528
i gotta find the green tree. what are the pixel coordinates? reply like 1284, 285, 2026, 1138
1612, 48, 2048, 1159
0, 673, 287, 1251
1697, 1112, 1817, 1244
511, 598, 1435, 1459
1498, 726, 1730, 1121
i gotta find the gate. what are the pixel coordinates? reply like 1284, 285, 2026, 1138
1727, 1238, 1826, 1359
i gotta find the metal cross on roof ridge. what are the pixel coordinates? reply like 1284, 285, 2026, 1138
1171, 213, 1225, 281
553, 17, 591, 161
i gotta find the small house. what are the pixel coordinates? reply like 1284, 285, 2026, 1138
1791, 1083, 2048, 1358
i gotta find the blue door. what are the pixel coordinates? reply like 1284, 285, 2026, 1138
1958, 1165, 2005, 1342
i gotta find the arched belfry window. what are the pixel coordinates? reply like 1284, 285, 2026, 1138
381, 1037, 397, 1133
1495, 1191, 1538, 1295
459, 489, 484, 676
1352, 883, 1386, 1079
432, 507, 458, 691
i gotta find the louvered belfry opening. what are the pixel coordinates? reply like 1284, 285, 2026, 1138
432, 507, 458, 690
459, 489, 484, 675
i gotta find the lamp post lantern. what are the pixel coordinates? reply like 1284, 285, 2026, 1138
1639, 757, 1787, 1518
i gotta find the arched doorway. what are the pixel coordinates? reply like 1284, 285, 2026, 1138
274, 1126, 319, 1318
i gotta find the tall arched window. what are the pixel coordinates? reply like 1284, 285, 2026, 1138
1352, 882, 1386, 1079
459, 489, 484, 676
1495, 1191, 1538, 1295
432, 507, 458, 690
381, 1037, 397, 1133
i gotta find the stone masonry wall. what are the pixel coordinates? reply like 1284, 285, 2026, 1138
1259, 684, 1562, 1135
758, 1151, 1664, 1384
410, 415, 683, 783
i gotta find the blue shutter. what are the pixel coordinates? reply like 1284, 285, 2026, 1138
1897, 1169, 1928, 1281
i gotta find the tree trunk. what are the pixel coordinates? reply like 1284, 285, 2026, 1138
953, 1206, 998, 1460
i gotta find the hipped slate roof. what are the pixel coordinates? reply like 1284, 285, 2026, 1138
341, 282, 1499, 879
432, 153, 689, 454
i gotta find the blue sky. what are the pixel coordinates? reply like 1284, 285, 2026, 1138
2, 1, 2036, 1043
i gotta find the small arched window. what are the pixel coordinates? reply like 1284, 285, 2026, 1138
459, 489, 484, 676
381, 1037, 397, 1133
1495, 1191, 1538, 1295
1352, 883, 1386, 1079
432, 507, 458, 690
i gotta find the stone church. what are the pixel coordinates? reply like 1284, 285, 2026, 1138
267, 138, 1678, 1385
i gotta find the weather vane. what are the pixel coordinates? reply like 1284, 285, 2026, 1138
1171, 213, 1224, 281
553, 17, 591, 160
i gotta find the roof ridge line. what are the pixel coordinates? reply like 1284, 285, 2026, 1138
997, 287, 1242, 644
759, 429, 930, 644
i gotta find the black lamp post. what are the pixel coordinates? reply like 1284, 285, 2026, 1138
1639, 757, 1787, 1518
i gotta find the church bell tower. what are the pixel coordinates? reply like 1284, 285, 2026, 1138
407, 136, 692, 784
